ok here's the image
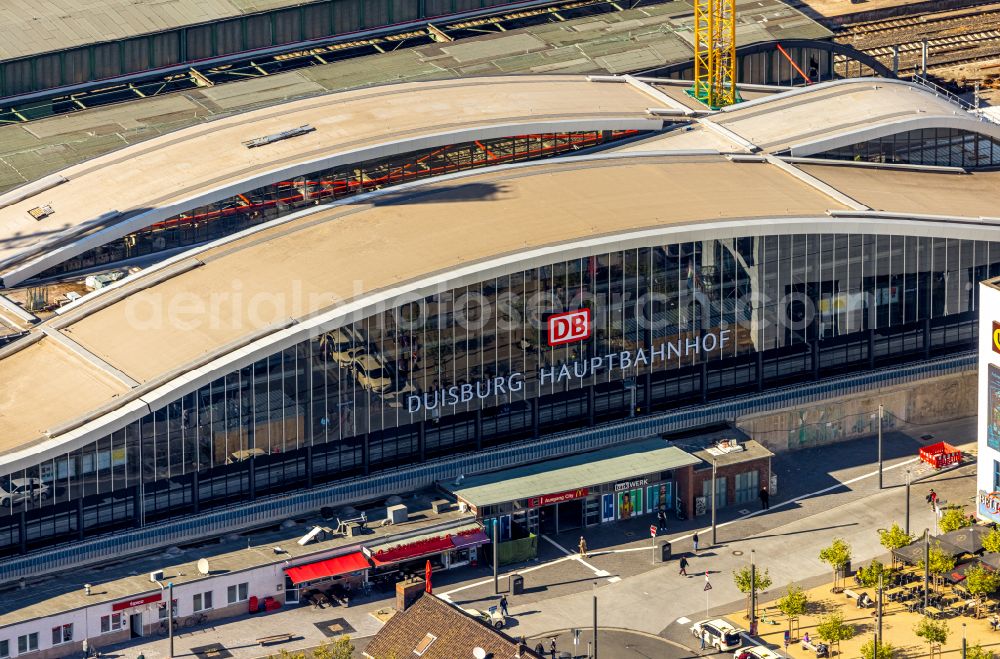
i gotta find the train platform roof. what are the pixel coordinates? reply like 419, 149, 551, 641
0, 74, 663, 286
1, 76, 999, 471
0, 0, 828, 194
0, 75, 993, 289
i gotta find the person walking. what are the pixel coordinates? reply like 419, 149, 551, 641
499, 594, 509, 617
549, 637, 557, 659
535, 642, 546, 655
679, 555, 689, 576
927, 489, 938, 509
692, 531, 699, 553
759, 486, 770, 510
658, 508, 668, 531
578, 536, 588, 559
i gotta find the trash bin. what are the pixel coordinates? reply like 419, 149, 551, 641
656, 538, 671, 563
510, 573, 524, 595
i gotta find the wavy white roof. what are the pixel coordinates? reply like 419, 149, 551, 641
1, 75, 999, 472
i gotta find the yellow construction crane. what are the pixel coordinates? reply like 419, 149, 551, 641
691, 0, 738, 108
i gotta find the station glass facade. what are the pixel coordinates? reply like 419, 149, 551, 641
812, 127, 1000, 168
30, 130, 643, 282
3, 231, 1000, 556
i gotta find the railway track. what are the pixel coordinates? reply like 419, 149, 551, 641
838, 4, 1000, 37
833, 2, 1000, 75
861, 30, 1000, 57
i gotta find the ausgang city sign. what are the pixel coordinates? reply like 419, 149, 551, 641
407, 329, 732, 413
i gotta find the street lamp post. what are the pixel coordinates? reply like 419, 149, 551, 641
168, 581, 175, 659
905, 469, 911, 536
711, 459, 718, 546
875, 573, 883, 659
924, 528, 930, 611
593, 581, 598, 659
750, 550, 757, 635
963, 623, 967, 659
493, 520, 499, 595
877, 404, 884, 490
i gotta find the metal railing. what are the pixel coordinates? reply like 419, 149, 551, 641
0, 350, 974, 582
911, 74, 999, 126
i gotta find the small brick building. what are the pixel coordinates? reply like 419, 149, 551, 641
673, 437, 774, 520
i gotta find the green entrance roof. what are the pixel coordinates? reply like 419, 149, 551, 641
445, 439, 698, 508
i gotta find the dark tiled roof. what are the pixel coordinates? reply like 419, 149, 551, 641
364, 593, 543, 659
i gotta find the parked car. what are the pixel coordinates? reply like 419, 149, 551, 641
735, 646, 784, 659
225, 448, 266, 464
351, 354, 393, 393
691, 618, 743, 652
0, 478, 50, 506
320, 328, 366, 366
464, 606, 506, 629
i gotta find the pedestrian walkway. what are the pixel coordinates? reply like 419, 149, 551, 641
109, 415, 977, 659
439, 415, 977, 642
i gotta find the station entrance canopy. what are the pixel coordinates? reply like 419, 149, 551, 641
444, 439, 699, 511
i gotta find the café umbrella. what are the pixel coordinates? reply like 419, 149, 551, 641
938, 526, 990, 555
425, 560, 433, 594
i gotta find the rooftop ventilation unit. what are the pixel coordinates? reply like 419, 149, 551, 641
242, 124, 315, 149
27, 204, 54, 221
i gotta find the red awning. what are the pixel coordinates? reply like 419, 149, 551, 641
368, 526, 489, 566
370, 535, 454, 566
285, 552, 370, 585
451, 530, 490, 549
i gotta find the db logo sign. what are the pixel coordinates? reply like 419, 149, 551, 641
994, 321, 1000, 354
547, 309, 591, 346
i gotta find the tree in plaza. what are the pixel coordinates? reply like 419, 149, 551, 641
316, 637, 356, 659
816, 612, 854, 657
879, 524, 914, 568
983, 527, 1000, 555
269, 638, 354, 659
967, 644, 997, 659
271, 651, 306, 659
733, 565, 772, 620
819, 539, 853, 590
776, 585, 808, 638
939, 505, 972, 534
914, 617, 949, 659
917, 547, 956, 591
964, 564, 1000, 617
861, 638, 896, 659
856, 559, 891, 588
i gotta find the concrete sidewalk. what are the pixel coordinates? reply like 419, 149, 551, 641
440, 415, 977, 640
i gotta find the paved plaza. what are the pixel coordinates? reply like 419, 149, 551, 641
86, 416, 976, 658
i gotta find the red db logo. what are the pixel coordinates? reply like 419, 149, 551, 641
547, 309, 591, 346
